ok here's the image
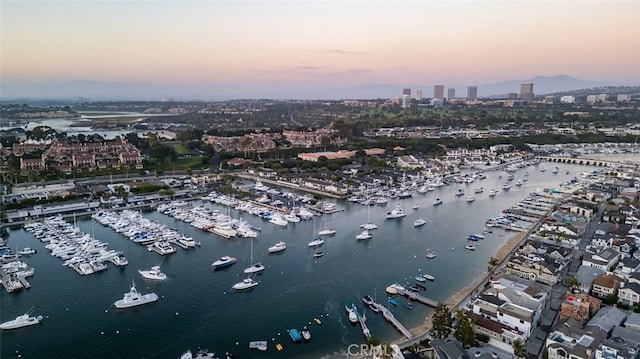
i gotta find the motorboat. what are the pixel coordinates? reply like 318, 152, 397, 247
114, 281, 158, 309
489, 189, 498, 197
318, 228, 336, 236
502, 183, 512, 190
455, 188, 465, 196
269, 215, 288, 227
254, 180, 269, 191
414, 218, 426, 227
289, 328, 303, 342
355, 229, 372, 240
362, 295, 374, 305
360, 222, 378, 230
179, 349, 217, 359
412, 204, 420, 210
268, 241, 287, 253
314, 317, 322, 325
212, 256, 237, 268
301, 327, 311, 341
345, 303, 358, 323
465, 244, 476, 250
466, 196, 475, 202
232, 277, 259, 291
111, 254, 128, 267
414, 275, 426, 282
425, 251, 436, 259
422, 274, 435, 281
249, 341, 268, 351
385, 205, 406, 219
313, 248, 324, 258
308, 237, 325, 247
515, 179, 523, 186
147, 241, 177, 255
138, 265, 167, 280
474, 187, 484, 193
433, 198, 443, 206
388, 298, 398, 306
17, 247, 36, 255
0, 312, 43, 330
469, 233, 485, 240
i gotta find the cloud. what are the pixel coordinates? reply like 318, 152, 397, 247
320, 49, 366, 55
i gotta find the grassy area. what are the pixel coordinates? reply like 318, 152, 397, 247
145, 156, 205, 171
173, 144, 189, 155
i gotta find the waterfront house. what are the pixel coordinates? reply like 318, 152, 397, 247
468, 293, 536, 341
505, 253, 562, 285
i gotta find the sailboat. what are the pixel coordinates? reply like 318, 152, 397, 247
318, 213, 336, 236
244, 237, 264, 274
360, 205, 378, 230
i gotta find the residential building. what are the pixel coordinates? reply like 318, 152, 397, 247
618, 281, 640, 306
561, 96, 576, 103
617, 94, 631, 102
586, 306, 627, 334
546, 317, 607, 359
560, 292, 601, 323
415, 90, 422, 101
402, 88, 411, 97
582, 249, 620, 271
591, 273, 622, 299
576, 266, 605, 294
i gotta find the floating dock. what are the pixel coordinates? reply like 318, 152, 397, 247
370, 302, 413, 339
395, 288, 439, 308
357, 307, 371, 339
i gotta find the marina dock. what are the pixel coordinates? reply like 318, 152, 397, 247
371, 302, 413, 339
357, 308, 372, 339
395, 288, 439, 308
0, 269, 31, 292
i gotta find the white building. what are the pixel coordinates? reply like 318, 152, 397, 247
560, 96, 576, 103
617, 94, 631, 102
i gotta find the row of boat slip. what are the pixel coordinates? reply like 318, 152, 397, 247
93, 210, 195, 254
23, 215, 127, 276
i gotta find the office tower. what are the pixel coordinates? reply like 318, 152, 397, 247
467, 86, 478, 100
402, 88, 411, 97
401, 94, 410, 108
415, 90, 422, 101
508, 93, 518, 100
434, 85, 444, 99
520, 83, 534, 101
447, 88, 455, 99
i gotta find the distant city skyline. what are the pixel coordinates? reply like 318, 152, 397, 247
1, 1, 639, 100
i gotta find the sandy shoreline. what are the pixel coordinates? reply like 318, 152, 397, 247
403, 230, 528, 339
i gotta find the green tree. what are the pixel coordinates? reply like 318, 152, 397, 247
454, 309, 475, 348
431, 303, 454, 340
512, 338, 526, 358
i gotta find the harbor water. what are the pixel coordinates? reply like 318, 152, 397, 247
0, 163, 594, 358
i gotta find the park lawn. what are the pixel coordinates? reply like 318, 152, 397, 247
173, 144, 189, 155
145, 156, 205, 171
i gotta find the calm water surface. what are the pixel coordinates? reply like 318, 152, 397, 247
0, 163, 592, 358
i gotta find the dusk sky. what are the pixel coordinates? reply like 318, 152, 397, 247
1, 1, 639, 99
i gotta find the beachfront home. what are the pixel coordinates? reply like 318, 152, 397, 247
467, 292, 537, 343
504, 253, 563, 285
618, 281, 640, 307
582, 249, 620, 271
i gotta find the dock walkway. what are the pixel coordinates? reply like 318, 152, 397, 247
371, 302, 413, 339
396, 288, 439, 307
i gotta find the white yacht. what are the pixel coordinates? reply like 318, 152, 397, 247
0, 312, 43, 330
114, 281, 159, 309
254, 180, 269, 191
385, 205, 406, 219
284, 212, 300, 223
244, 238, 264, 274
414, 218, 426, 227
269, 215, 288, 227
514, 179, 524, 186
318, 228, 336, 236
355, 229, 372, 240
147, 241, 177, 255
308, 237, 325, 247
433, 198, 443, 206
489, 189, 498, 197
466, 196, 475, 202
268, 241, 287, 253
17, 247, 36, 255
212, 256, 237, 268
139, 265, 167, 280
474, 187, 484, 193
232, 277, 259, 291
455, 188, 465, 196
360, 222, 378, 230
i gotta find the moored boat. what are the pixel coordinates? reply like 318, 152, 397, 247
301, 327, 311, 341
0, 312, 43, 330
268, 241, 287, 253
138, 265, 167, 280
232, 277, 259, 291
114, 280, 158, 309
355, 229, 372, 240
414, 218, 426, 227
212, 256, 237, 269
289, 328, 302, 342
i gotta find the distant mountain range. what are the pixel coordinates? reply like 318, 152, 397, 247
0, 75, 633, 101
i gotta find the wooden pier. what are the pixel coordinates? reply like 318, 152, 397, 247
395, 288, 439, 308
371, 302, 413, 339
356, 307, 372, 339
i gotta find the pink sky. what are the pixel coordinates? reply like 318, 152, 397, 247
1, 1, 639, 98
